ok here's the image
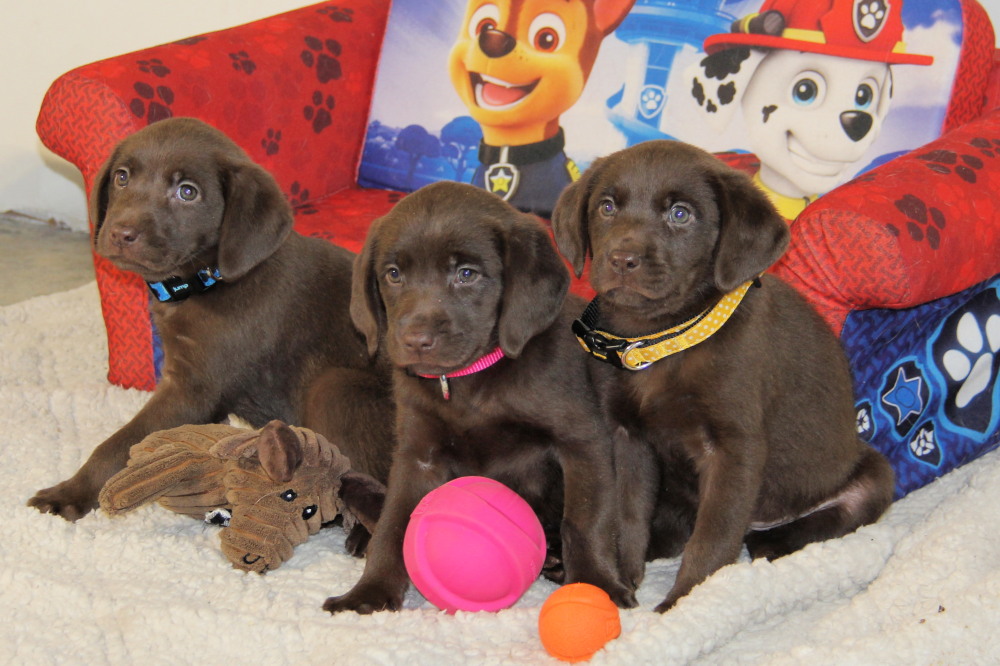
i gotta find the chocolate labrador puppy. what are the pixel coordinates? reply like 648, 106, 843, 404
323, 181, 635, 614
552, 140, 894, 612
28, 118, 393, 522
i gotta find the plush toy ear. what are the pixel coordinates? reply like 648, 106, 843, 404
254, 420, 305, 484
551, 158, 604, 277
711, 168, 790, 292
211, 420, 304, 483
350, 216, 388, 357
216, 160, 294, 281
498, 214, 570, 358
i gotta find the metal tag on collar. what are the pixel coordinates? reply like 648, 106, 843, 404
438, 376, 451, 400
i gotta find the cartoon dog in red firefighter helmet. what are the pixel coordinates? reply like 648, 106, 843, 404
691, 0, 932, 219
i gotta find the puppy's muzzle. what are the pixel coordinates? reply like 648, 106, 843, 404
609, 250, 642, 276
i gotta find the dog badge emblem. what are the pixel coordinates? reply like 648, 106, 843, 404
485, 146, 520, 201
853, 0, 890, 43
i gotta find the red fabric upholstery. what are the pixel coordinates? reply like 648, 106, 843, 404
772, 108, 1000, 333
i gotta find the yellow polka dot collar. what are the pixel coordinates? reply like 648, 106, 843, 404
572, 279, 758, 371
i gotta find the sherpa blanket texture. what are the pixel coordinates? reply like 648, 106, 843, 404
3, 283, 1000, 664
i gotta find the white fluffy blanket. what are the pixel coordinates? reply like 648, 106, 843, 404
4, 282, 1000, 665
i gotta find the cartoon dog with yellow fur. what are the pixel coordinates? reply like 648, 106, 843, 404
448, 0, 635, 216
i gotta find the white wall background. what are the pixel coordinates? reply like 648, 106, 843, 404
2, 0, 1000, 233
0, 0, 304, 231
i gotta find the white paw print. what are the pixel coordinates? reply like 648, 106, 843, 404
909, 425, 936, 460
941, 311, 1000, 408
638, 85, 665, 118
859, 1, 886, 31
856, 405, 871, 436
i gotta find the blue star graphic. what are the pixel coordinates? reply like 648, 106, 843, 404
882, 367, 924, 426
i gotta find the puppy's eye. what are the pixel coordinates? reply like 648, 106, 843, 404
176, 182, 199, 202
301, 505, 318, 521
598, 199, 616, 217
456, 266, 480, 284
280, 490, 297, 502
385, 266, 403, 285
113, 169, 129, 188
668, 203, 693, 225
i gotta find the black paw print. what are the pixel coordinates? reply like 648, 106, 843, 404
304, 91, 335, 134
916, 149, 985, 184
318, 6, 354, 22
130, 82, 174, 124
174, 36, 207, 46
261, 129, 281, 156
137, 58, 170, 77
289, 182, 318, 215
301, 36, 342, 84
890, 193, 945, 249
969, 137, 1000, 159
229, 51, 256, 75
387, 192, 403, 204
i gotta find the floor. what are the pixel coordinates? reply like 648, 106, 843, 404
0, 212, 94, 306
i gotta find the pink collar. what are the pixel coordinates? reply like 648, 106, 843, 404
416, 347, 505, 400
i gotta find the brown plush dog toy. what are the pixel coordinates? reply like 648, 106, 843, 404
98, 420, 385, 573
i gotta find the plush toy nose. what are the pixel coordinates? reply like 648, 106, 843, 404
840, 111, 873, 142
479, 26, 516, 58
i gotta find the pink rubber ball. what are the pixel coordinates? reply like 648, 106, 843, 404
403, 476, 547, 613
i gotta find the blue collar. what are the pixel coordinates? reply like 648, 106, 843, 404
147, 268, 222, 303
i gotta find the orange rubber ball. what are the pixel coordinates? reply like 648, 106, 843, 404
538, 583, 621, 662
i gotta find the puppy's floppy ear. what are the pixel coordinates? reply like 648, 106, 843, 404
711, 168, 790, 292
350, 216, 387, 357
498, 214, 570, 358
551, 159, 603, 278
88, 148, 118, 242
217, 160, 294, 281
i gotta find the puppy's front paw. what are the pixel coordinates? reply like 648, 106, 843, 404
607, 583, 638, 610
27, 481, 98, 521
323, 583, 404, 615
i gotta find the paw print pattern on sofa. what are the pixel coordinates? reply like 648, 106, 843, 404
301, 36, 343, 83
892, 193, 946, 249
304, 91, 336, 133
130, 81, 174, 123
318, 5, 354, 22
261, 129, 281, 156
932, 286, 1000, 433
229, 51, 256, 75
137, 58, 170, 77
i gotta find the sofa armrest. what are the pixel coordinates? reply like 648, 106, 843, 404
37, 0, 391, 205
772, 108, 1000, 334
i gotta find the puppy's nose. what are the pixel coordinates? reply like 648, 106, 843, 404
840, 111, 873, 142
479, 26, 516, 58
609, 250, 641, 275
401, 330, 437, 353
109, 226, 139, 248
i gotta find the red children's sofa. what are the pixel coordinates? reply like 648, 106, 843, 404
35, 0, 1000, 497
